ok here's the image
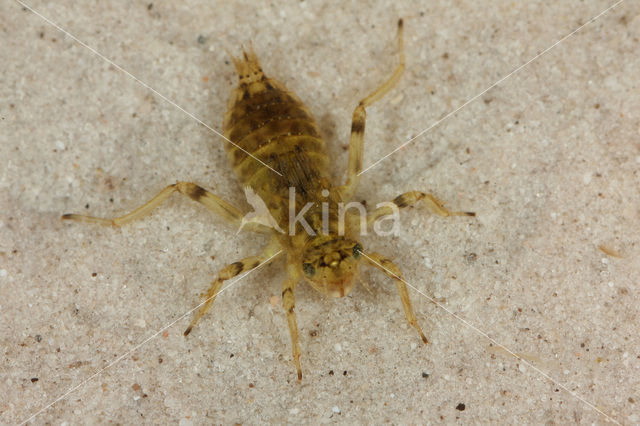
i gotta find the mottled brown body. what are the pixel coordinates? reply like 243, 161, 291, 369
62, 20, 474, 381
222, 48, 340, 239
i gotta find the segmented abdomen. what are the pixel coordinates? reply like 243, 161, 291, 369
222, 50, 330, 225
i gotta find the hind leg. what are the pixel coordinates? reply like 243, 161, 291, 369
341, 19, 406, 199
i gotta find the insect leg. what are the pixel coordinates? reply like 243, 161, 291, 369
342, 19, 405, 198
183, 238, 281, 336
362, 251, 428, 344
282, 268, 303, 381
367, 191, 475, 226
62, 181, 261, 231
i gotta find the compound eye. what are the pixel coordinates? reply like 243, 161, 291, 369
302, 262, 315, 276
352, 243, 363, 259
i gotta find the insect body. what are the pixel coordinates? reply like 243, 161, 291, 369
63, 20, 474, 380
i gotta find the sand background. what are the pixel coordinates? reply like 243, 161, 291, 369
1, 0, 639, 424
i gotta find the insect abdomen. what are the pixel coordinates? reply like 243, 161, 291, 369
222, 50, 329, 199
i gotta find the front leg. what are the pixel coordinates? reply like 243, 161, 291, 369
184, 238, 281, 336
282, 261, 303, 380
361, 251, 428, 344
367, 190, 475, 226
